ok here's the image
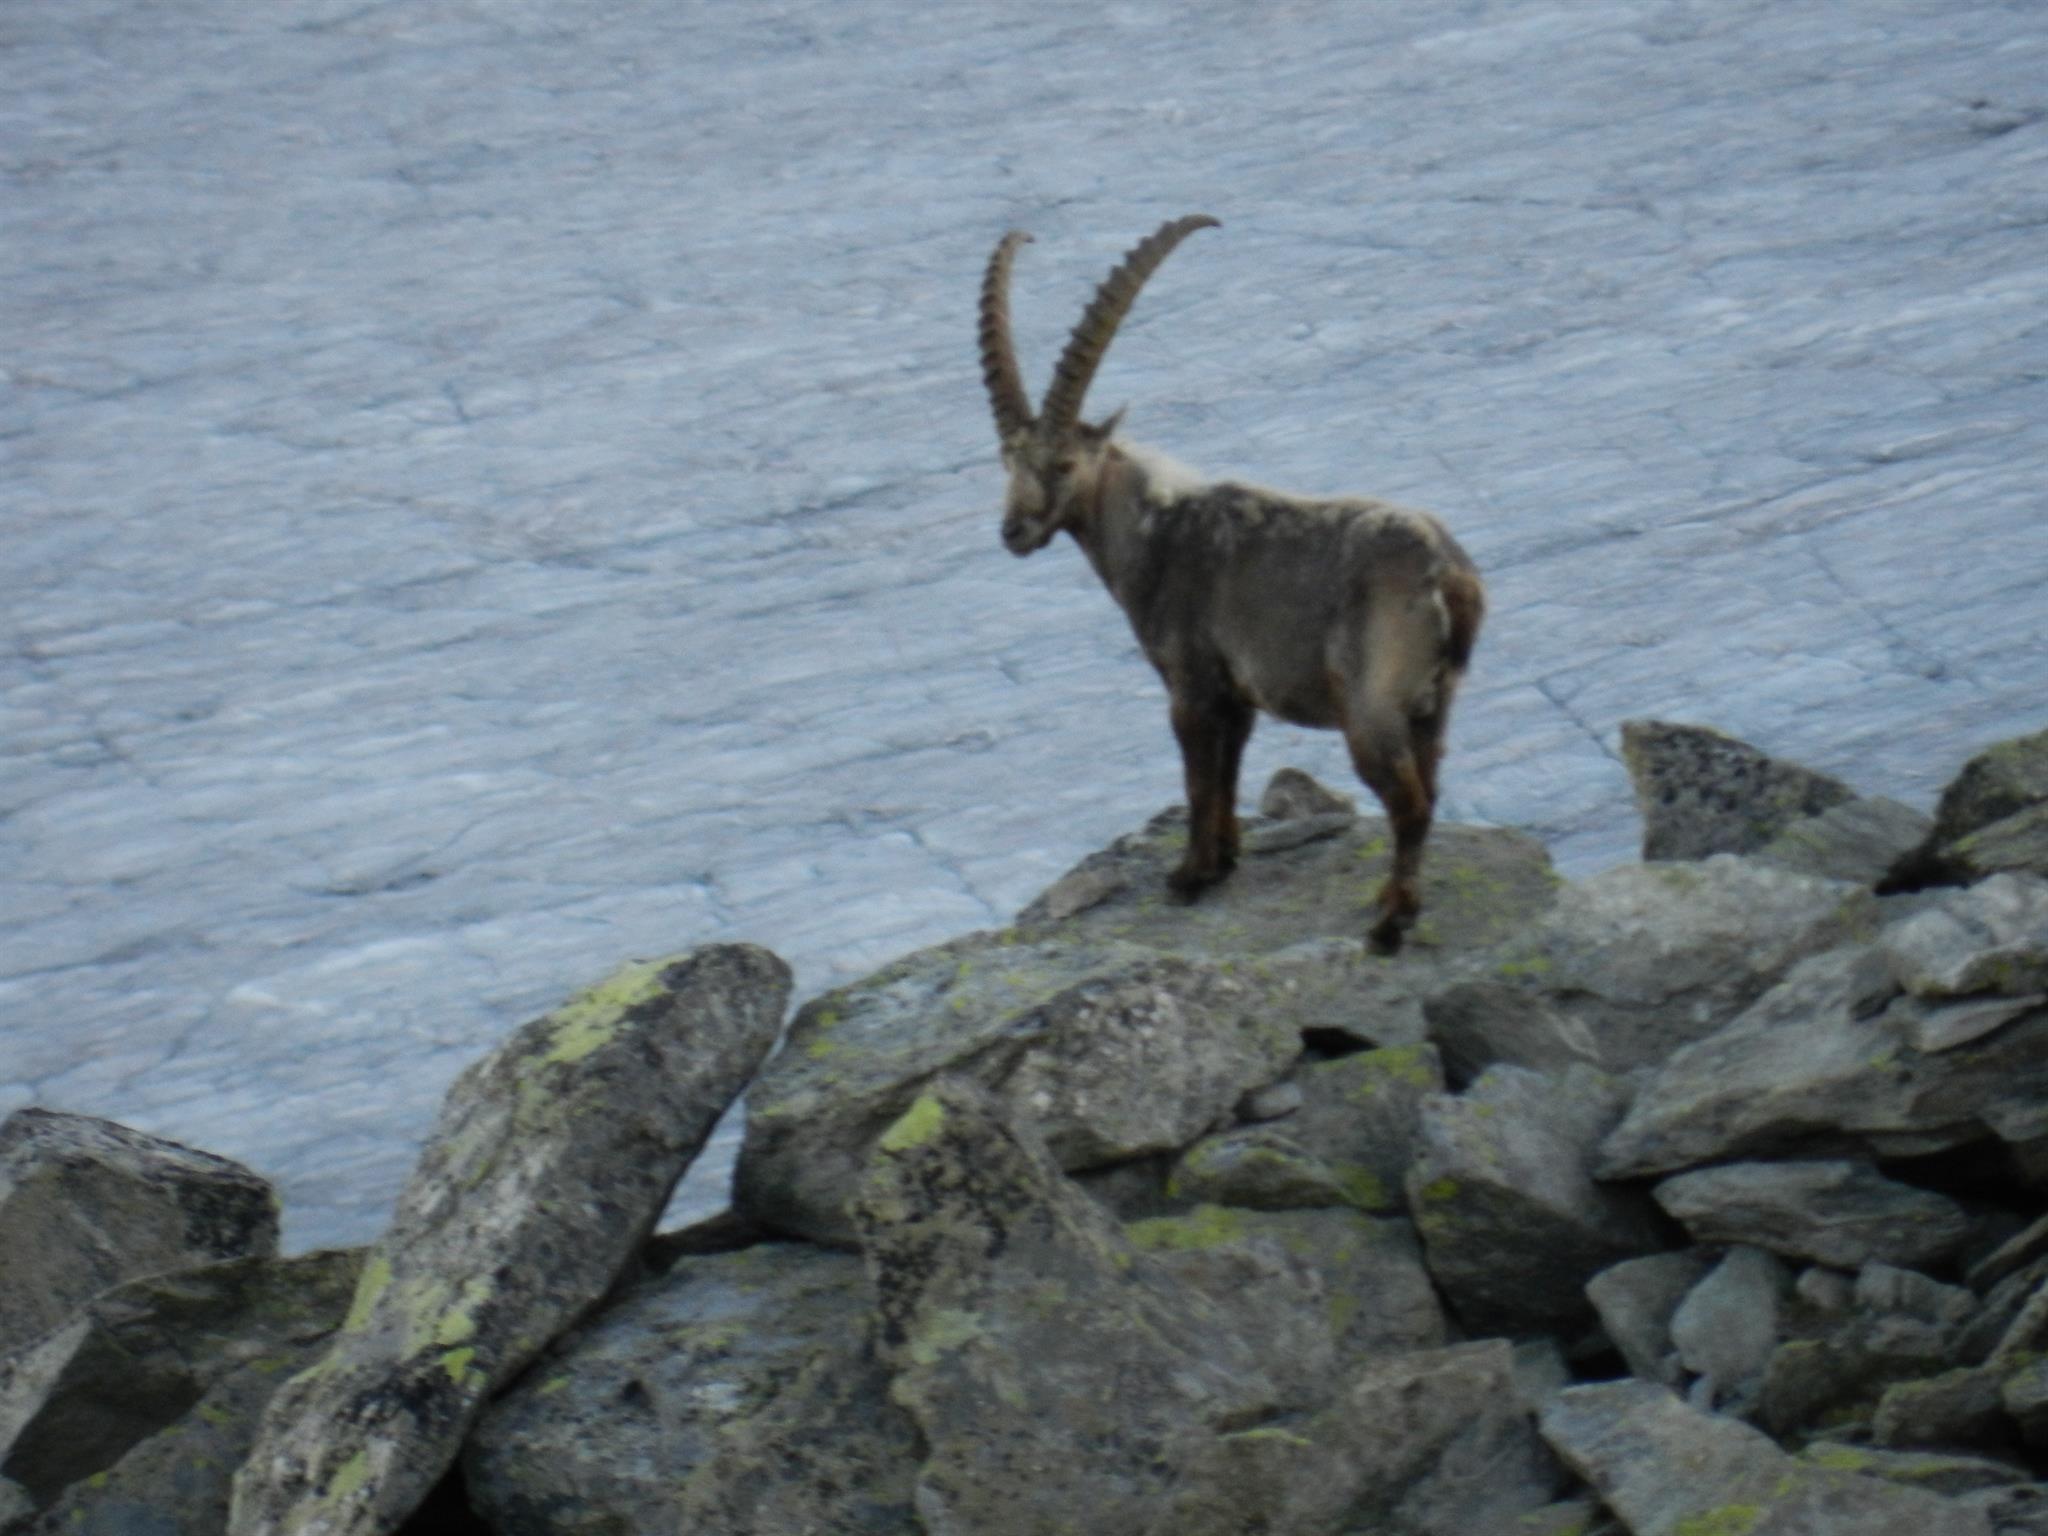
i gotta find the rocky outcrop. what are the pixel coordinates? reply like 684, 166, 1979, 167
1621, 718, 1857, 861
9, 729, 2048, 1534
1883, 725, 2048, 891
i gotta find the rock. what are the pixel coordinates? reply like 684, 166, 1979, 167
1882, 727, 2048, 891
1968, 1213, 2048, 1293
0, 1108, 280, 1358
228, 944, 790, 1536
1620, 719, 1856, 861
737, 938, 1297, 1245
1961, 1482, 2048, 1535
1282, 1042, 1445, 1213
1167, 1125, 1356, 1210
1257, 766, 1357, 821
1159, 1340, 1568, 1536
1653, 1160, 1973, 1271
0, 1251, 359, 1528
1407, 1065, 1667, 1335
1541, 1378, 1994, 1535
2002, 1358, 2048, 1448
1882, 874, 2048, 1000
853, 1081, 1335, 1536
1756, 795, 1935, 885
1599, 945, 2048, 1179
1124, 1204, 1447, 1372
1586, 1250, 1716, 1386
1794, 1443, 2033, 1498
1237, 1079, 1305, 1122
1422, 981, 1604, 1084
468, 1242, 916, 1536
1949, 804, 2048, 885
1473, 857, 1878, 1070
1873, 1364, 2010, 1452
1669, 1246, 1790, 1410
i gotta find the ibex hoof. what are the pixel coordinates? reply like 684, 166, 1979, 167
1166, 863, 1225, 904
1367, 915, 1406, 955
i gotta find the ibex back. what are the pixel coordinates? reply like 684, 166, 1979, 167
980, 216, 1484, 953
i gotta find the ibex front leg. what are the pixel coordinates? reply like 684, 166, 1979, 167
1166, 691, 1254, 901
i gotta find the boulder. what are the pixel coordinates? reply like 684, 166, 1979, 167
467, 1243, 916, 1536
1652, 1160, 1973, 1271
1541, 1378, 1994, 1535
853, 1081, 1335, 1536
228, 944, 790, 1536
1422, 981, 1604, 1085
1599, 945, 2048, 1179
1124, 1204, 1447, 1372
737, 939, 1298, 1244
1620, 719, 1856, 861
0, 1251, 359, 1529
1669, 1246, 1791, 1411
1585, 1250, 1716, 1387
1158, 1340, 1568, 1536
1166, 1125, 1356, 1210
1257, 1042, 1446, 1213
1882, 727, 2048, 891
1406, 1065, 1667, 1335
1467, 857, 1878, 1070
0, 1108, 279, 1357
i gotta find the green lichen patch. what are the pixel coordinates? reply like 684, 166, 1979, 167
1125, 1205, 1250, 1253
879, 1093, 948, 1153
1673, 1505, 1762, 1536
908, 1306, 985, 1367
342, 1254, 394, 1334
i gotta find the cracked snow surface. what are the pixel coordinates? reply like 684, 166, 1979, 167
6, 0, 2047, 1249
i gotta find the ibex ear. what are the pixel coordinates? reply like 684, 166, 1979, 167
1090, 407, 1127, 442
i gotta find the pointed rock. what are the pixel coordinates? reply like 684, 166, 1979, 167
227, 945, 790, 1536
1652, 1159, 1972, 1270
1620, 719, 1855, 861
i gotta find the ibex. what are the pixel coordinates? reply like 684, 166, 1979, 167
980, 215, 1485, 953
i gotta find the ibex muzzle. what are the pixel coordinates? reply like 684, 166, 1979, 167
981, 216, 1486, 954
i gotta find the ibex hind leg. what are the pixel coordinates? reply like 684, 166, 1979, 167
1166, 694, 1255, 902
1345, 714, 1434, 954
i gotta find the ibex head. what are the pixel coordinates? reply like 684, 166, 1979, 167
980, 215, 1219, 555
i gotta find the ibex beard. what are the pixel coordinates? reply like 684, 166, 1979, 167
981, 215, 1485, 955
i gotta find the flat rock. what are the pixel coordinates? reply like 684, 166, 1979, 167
1599, 944, 2048, 1178
1406, 1064, 1666, 1335
0, 1108, 279, 1358
1621, 719, 1856, 861
737, 936, 1297, 1245
228, 945, 790, 1536
1653, 1159, 1973, 1271
468, 1242, 916, 1536
1540, 1378, 1993, 1536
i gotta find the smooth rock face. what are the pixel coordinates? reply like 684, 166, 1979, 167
1652, 1160, 1973, 1271
1756, 795, 1934, 885
1472, 857, 1877, 1070
1621, 719, 1856, 862
228, 944, 790, 1536
1540, 1379, 1994, 1536
1406, 1065, 1666, 1335
853, 1081, 1332, 1536
0, 1251, 359, 1527
468, 1243, 915, 1536
0, 1109, 280, 1357
738, 938, 1296, 1245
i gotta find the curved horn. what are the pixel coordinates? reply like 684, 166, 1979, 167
979, 230, 1036, 443
1038, 214, 1219, 434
